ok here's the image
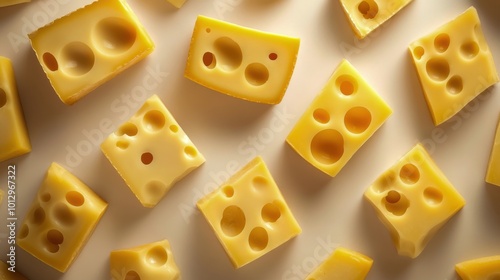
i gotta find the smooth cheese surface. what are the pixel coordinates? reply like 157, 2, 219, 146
455, 255, 500, 280
110, 239, 180, 280
28, 0, 154, 105
17, 163, 108, 272
185, 15, 300, 104
0, 262, 28, 280
286, 59, 392, 177
339, 0, 413, 39
486, 116, 500, 186
166, 0, 186, 8
197, 156, 301, 268
409, 7, 499, 125
101, 94, 205, 208
306, 247, 373, 280
0, 0, 29, 7
364, 143, 465, 258
0, 56, 31, 163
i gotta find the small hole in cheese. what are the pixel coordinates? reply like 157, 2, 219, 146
42, 52, 58, 71
19, 224, 29, 239
146, 245, 168, 267
313, 108, 330, 124
248, 227, 268, 251
336, 75, 357, 96
460, 41, 479, 59
184, 146, 198, 159
434, 33, 450, 53
399, 164, 420, 185
141, 152, 154, 165
94, 17, 137, 54
143, 110, 166, 132
384, 190, 409, 216
262, 201, 281, 223
60, 41, 95, 76
423, 187, 443, 206
54, 203, 76, 226
117, 122, 138, 137
41, 192, 51, 202
116, 140, 129, 149
222, 186, 234, 198
252, 176, 268, 191
358, 0, 378, 19
426, 58, 450, 81
446, 75, 463, 95
145, 180, 166, 198
32, 207, 45, 225
125, 270, 141, 280
66, 191, 85, 207
269, 53, 278, 60
169, 125, 179, 133
220, 205, 246, 237
0, 88, 7, 108
47, 229, 64, 246
214, 36, 242, 71
203, 52, 216, 69
245, 63, 269, 86
311, 129, 344, 165
385, 190, 401, 204
344, 106, 372, 134
413, 46, 425, 60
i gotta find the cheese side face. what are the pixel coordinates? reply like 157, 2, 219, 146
110, 239, 180, 280
185, 15, 300, 104
455, 255, 500, 280
197, 156, 301, 268
17, 163, 108, 272
0, 0, 29, 7
0, 57, 31, 162
409, 7, 499, 125
101, 94, 205, 208
286, 59, 392, 177
28, 0, 154, 105
364, 144, 465, 258
306, 247, 373, 280
486, 116, 500, 186
0, 262, 28, 280
166, 0, 186, 8
339, 0, 413, 39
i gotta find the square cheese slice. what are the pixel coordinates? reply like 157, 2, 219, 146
286, 59, 392, 177
409, 7, 499, 125
0, 0, 29, 7
455, 255, 500, 280
364, 143, 465, 258
306, 247, 373, 280
197, 156, 301, 268
0, 56, 31, 162
101, 94, 205, 208
17, 162, 108, 272
185, 15, 300, 104
0, 261, 28, 280
110, 239, 180, 280
28, 0, 154, 105
486, 115, 500, 186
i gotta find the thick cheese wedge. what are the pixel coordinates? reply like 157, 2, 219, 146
455, 255, 500, 280
339, 0, 413, 39
197, 156, 301, 268
0, 0, 29, 7
306, 247, 373, 280
17, 163, 107, 272
110, 239, 180, 280
185, 15, 300, 104
28, 0, 154, 105
0, 57, 31, 162
0, 262, 28, 280
287, 59, 392, 177
101, 94, 205, 208
409, 7, 499, 125
166, 0, 186, 8
486, 115, 500, 186
364, 144, 465, 258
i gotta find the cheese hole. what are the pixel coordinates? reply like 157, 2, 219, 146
146, 181, 165, 198
60, 42, 95, 76
313, 108, 330, 124
141, 152, 154, 165
203, 52, 216, 69
117, 122, 138, 137
446, 75, 463, 95
220, 205, 246, 237
460, 41, 479, 59
42, 52, 58, 71
248, 227, 268, 251
385, 190, 401, 203
125, 271, 141, 280
252, 176, 268, 191
262, 201, 281, 223
41, 192, 51, 202
372, 172, 396, 193
426, 58, 450, 81
336, 75, 357, 96
269, 53, 278, 60
358, 0, 378, 19
311, 129, 344, 165
474, 24, 488, 51
384, 190, 409, 216
245, 63, 269, 86
214, 36, 242, 71
434, 33, 450, 53
19, 224, 29, 239
54, 203, 76, 226
146, 246, 168, 267
413, 46, 425, 60
205, 28, 211, 33
94, 17, 136, 54
344, 106, 371, 134
222, 186, 234, 198
32, 207, 45, 225
46, 229, 64, 252
184, 146, 198, 159
0, 89, 6, 108
143, 110, 166, 132
116, 140, 129, 149
399, 163, 420, 184
66, 191, 85, 206
423, 187, 443, 206
169, 125, 179, 133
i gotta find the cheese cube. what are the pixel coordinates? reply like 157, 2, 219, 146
0, 0, 29, 7
17, 163, 108, 272
28, 0, 154, 105
486, 115, 500, 186
166, 0, 186, 8
185, 15, 300, 104
409, 7, 499, 125
286, 59, 392, 177
110, 239, 180, 280
306, 247, 373, 280
455, 255, 500, 280
101, 94, 205, 208
197, 156, 301, 268
339, 0, 413, 39
0, 262, 28, 280
364, 143, 465, 258
0, 56, 31, 162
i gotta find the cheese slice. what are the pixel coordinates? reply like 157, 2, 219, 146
409, 7, 499, 125
197, 156, 301, 268
101, 94, 205, 208
306, 247, 373, 280
287, 59, 392, 177
0, 262, 28, 280
486, 115, 500, 186
0, 0, 29, 7
0, 56, 31, 162
17, 163, 108, 272
455, 255, 500, 280
185, 15, 300, 104
166, 0, 186, 8
110, 239, 180, 280
28, 0, 154, 105
364, 143, 465, 258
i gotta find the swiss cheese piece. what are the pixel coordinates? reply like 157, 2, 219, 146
364, 144, 465, 258
17, 163, 107, 272
306, 247, 373, 280
0, 57, 31, 162
197, 156, 301, 268
455, 255, 500, 280
110, 239, 180, 280
28, 0, 154, 105
166, 0, 186, 8
0, 0, 29, 7
409, 7, 499, 125
185, 15, 300, 104
101, 94, 205, 208
0, 262, 28, 280
486, 115, 500, 186
286, 59, 392, 177
339, 0, 413, 39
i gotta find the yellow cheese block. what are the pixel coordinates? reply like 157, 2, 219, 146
364, 143, 465, 258
197, 156, 301, 268
306, 247, 373, 280
486, 115, 500, 186
455, 255, 500, 280
17, 163, 108, 272
409, 7, 499, 125
287, 59, 392, 177
185, 15, 300, 104
110, 239, 180, 280
101, 94, 205, 208
0, 0, 29, 7
0, 189, 3, 205
29, 0, 154, 105
166, 0, 186, 8
339, 0, 413, 39
0, 56, 31, 162
0, 262, 28, 280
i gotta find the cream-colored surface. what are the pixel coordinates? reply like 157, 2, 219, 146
0, 262, 28, 280
0, 0, 29, 7
455, 255, 500, 280
306, 247, 373, 280
166, 0, 186, 8
486, 116, 500, 186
